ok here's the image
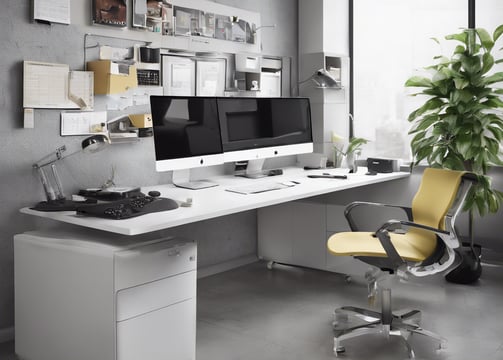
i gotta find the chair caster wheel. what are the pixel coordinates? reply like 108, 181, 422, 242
266, 261, 275, 270
334, 346, 345, 356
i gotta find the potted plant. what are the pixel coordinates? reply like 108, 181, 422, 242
332, 132, 369, 172
405, 25, 503, 282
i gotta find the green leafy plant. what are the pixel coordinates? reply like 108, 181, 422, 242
405, 26, 503, 216
332, 133, 369, 157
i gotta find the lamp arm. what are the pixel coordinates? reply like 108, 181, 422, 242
33, 146, 80, 169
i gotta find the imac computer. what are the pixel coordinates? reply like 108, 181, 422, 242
150, 95, 224, 189
217, 97, 313, 177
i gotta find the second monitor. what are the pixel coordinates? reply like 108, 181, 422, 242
217, 97, 313, 177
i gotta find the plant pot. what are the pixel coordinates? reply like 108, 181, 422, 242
343, 153, 358, 173
445, 242, 482, 284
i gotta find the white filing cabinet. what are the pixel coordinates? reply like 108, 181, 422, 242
258, 201, 368, 276
14, 229, 197, 360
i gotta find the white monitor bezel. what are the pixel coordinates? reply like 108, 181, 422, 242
155, 153, 224, 172
222, 142, 313, 163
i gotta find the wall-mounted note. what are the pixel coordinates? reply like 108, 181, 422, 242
60, 111, 108, 136
23, 61, 94, 110
33, 0, 70, 25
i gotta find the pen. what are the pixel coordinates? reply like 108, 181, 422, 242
307, 175, 348, 179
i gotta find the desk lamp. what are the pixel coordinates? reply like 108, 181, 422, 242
298, 68, 341, 89
32, 134, 110, 211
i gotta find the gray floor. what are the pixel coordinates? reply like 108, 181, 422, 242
2, 260, 503, 360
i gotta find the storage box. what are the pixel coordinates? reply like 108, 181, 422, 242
129, 113, 152, 128
87, 60, 138, 95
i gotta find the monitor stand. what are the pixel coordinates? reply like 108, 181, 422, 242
237, 159, 283, 179
171, 169, 218, 190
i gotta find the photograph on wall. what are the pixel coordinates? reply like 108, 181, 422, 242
199, 12, 215, 38
214, 15, 232, 40
231, 18, 246, 42
246, 22, 255, 44
174, 6, 199, 36
92, 0, 127, 27
161, 2, 174, 35
146, 0, 163, 33
132, 0, 147, 28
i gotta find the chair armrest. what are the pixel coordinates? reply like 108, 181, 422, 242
345, 201, 413, 231
374, 220, 450, 270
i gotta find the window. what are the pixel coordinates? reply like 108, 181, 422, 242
352, 0, 503, 161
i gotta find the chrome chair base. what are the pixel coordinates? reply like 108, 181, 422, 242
332, 304, 446, 358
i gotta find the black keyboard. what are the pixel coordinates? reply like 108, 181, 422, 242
137, 69, 160, 86
76, 196, 179, 220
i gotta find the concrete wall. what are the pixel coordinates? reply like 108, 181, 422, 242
0, 0, 299, 338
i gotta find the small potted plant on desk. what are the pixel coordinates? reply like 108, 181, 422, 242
405, 25, 503, 283
332, 132, 369, 173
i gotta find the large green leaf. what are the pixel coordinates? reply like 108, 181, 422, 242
409, 114, 439, 133
445, 32, 467, 44
483, 72, 503, 85
461, 54, 482, 73
477, 28, 494, 52
405, 76, 432, 87
454, 78, 469, 89
481, 53, 495, 74
493, 24, 503, 42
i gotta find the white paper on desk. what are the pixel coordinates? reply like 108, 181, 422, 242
33, 0, 70, 24
68, 71, 94, 110
61, 111, 107, 136
23, 61, 78, 109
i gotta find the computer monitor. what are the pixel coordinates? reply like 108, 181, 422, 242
150, 95, 224, 189
217, 97, 313, 177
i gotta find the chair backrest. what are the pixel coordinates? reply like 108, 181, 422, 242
407, 168, 477, 276
411, 168, 466, 230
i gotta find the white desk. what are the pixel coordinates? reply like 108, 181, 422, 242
21, 167, 409, 235
16, 166, 409, 360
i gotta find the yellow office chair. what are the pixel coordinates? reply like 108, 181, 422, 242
327, 167, 477, 358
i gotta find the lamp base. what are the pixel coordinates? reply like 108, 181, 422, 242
31, 199, 97, 212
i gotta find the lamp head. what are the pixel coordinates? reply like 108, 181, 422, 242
311, 68, 340, 88
82, 134, 110, 154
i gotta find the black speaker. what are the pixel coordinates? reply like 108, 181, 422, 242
366, 158, 399, 173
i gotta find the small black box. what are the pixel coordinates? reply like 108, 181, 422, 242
367, 158, 399, 173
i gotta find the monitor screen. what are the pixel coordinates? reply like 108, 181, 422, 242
150, 96, 224, 171
217, 97, 313, 162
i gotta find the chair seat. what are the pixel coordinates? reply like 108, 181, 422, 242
327, 229, 437, 262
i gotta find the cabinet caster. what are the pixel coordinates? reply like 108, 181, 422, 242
266, 261, 275, 270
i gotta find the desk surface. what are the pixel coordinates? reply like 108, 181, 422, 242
20, 167, 409, 236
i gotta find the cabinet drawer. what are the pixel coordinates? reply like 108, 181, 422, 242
116, 270, 196, 321
115, 238, 196, 290
117, 297, 196, 360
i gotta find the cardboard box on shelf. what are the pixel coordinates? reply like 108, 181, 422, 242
87, 60, 138, 95
129, 113, 152, 128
